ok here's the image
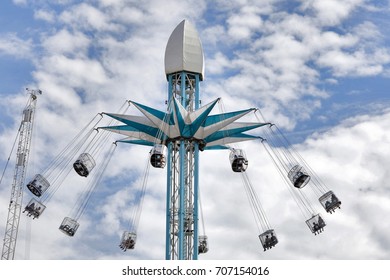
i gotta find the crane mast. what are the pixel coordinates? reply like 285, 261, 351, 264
1, 89, 41, 260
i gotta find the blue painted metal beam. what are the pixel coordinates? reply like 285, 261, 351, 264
165, 141, 172, 260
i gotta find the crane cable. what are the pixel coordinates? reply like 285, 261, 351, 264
0, 123, 20, 187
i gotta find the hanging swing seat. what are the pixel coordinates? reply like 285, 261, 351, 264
288, 165, 310, 188
26, 174, 50, 197
306, 214, 326, 235
150, 144, 166, 168
229, 149, 248, 172
59, 217, 79, 237
198, 235, 209, 254
119, 231, 137, 251
23, 198, 46, 219
319, 191, 341, 213
73, 153, 96, 177
258, 229, 278, 251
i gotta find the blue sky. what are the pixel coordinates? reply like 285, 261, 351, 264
1, 0, 390, 260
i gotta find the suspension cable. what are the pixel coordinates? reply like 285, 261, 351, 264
133, 154, 150, 232
42, 113, 104, 180
241, 174, 262, 233
126, 154, 150, 233
257, 108, 330, 195
261, 139, 313, 219
86, 100, 130, 157
198, 186, 206, 237
255, 109, 328, 211
240, 172, 272, 233
155, 96, 173, 146
73, 143, 117, 221
36, 100, 130, 204
217, 98, 235, 148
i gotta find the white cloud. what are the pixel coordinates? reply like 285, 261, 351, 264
301, 0, 364, 26
42, 29, 90, 56
213, 0, 276, 14
206, 52, 232, 75
34, 9, 56, 22
227, 6, 263, 40
317, 49, 389, 76
30, 54, 110, 114
353, 21, 383, 42
59, 3, 123, 32
12, 0, 27, 5
0, 33, 33, 59
310, 30, 358, 52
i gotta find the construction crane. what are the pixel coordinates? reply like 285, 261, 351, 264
1, 88, 41, 260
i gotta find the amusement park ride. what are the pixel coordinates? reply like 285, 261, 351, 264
1, 20, 341, 260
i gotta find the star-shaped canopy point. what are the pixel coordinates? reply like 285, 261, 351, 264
100, 98, 267, 150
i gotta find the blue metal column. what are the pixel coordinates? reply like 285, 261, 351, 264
178, 140, 185, 259
193, 142, 199, 260
181, 71, 187, 106
178, 71, 187, 259
165, 74, 173, 260
165, 142, 172, 260
192, 74, 200, 260
165, 72, 200, 259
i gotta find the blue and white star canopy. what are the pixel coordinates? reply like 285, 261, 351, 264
100, 97, 268, 150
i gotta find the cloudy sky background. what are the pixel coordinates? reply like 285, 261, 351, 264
1, 0, 390, 260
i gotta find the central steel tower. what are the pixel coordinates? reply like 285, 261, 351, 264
164, 73, 200, 260
102, 20, 266, 260
164, 20, 204, 260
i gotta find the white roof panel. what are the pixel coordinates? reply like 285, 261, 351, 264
164, 20, 204, 80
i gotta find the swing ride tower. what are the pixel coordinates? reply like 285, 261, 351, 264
164, 70, 201, 260
164, 20, 204, 260
101, 20, 270, 259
